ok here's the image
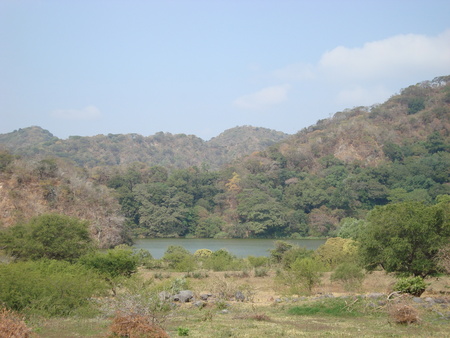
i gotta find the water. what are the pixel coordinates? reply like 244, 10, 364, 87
134, 238, 326, 259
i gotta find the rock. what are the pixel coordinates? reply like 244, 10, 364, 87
159, 291, 171, 301
221, 309, 229, 314
193, 301, 206, 308
424, 297, 435, 304
366, 293, 385, 299
200, 293, 212, 301
235, 291, 245, 302
412, 297, 423, 303
173, 290, 194, 303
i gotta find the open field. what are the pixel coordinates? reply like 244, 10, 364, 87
32, 269, 450, 337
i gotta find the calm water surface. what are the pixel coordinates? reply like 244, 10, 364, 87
134, 238, 326, 259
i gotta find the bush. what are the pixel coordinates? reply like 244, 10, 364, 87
0, 260, 107, 317
0, 214, 94, 262
247, 255, 269, 268
393, 276, 427, 297
331, 262, 365, 291
203, 249, 242, 271
276, 257, 323, 295
162, 246, 196, 272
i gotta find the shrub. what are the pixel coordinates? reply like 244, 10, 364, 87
393, 276, 427, 297
203, 249, 241, 271
0, 213, 94, 262
288, 298, 363, 317
177, 327, 190, 336
331, 262, 365, 291
276, 257, 323, 295
0, 260, 107, 317
162, 246, 196, 272
0, 308, 34, 337
247, 255, 269, 268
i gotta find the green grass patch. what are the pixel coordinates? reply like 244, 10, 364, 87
287, 298, 363, 317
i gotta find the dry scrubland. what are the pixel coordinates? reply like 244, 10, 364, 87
32, 269, 450, 337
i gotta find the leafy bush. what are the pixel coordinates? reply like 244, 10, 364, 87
247, 255, 269, 268
331, 262, 365, 291
162, 245, 196, 271
0, 214, 94, 262
393, 276, 427, 296
276, 257, 324, 295
203, 249, 242, 271
0, 260, 107, 316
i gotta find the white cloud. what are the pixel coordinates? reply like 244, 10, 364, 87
272, 63, 315, 81
336, 85, 392, 107
318, 30, 450, 82
233, 84, 290, 110
51, 105, 102, 120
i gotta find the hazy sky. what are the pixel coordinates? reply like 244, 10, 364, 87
1, 1, 450, 140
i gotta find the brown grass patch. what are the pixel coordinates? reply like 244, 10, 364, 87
388, 303, 420, 325
109, 313, 169, 338
0, 307, 34, 338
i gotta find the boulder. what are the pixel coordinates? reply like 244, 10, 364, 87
173, 290, 194, 303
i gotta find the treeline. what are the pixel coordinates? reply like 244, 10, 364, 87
104, 130, 450, 239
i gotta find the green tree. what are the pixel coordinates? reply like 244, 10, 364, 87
0, 214, 94, 262
359, 200, 450, 277
277, 257, 323, 295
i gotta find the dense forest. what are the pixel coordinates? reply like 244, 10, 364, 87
0, 76, 449, 241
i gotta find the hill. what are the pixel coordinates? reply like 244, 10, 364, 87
0, 126, 289, 169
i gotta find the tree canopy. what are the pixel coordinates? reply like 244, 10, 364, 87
359, 199, 450, 277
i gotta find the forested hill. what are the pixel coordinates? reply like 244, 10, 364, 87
0, 126, 288, 169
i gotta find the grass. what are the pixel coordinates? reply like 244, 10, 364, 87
15, 270, 450, 337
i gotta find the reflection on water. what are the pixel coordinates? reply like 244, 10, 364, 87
134, 238, 326, 259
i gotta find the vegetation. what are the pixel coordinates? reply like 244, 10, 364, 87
0, 214, 94, 262
0, 76, 449, 336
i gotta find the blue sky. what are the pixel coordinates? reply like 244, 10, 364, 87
1, 1, 450, 140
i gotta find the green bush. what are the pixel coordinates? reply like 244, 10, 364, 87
288, 298, 363, 317
331, 262, 365, 291
0, 260, 107, 317
0, 213, 94, 262
247, 255, 269, 268
203, 249, 242, 271
393, 276, 427, 296
276, 257, 324, 295
162, 246, 196, 272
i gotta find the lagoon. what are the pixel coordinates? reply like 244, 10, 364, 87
134, 238, 326, 259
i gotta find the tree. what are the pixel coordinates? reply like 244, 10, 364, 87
359, 200, 450, 277
0, 214, 94, 262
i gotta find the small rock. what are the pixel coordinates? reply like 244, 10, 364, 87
235, 291, 245, 302
193, 301, 206, 308
221, 309, 229, 314
366, 293, 384, 299
412, 297, 423, 303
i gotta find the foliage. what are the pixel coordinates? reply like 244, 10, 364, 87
276, 257, 324, 295
393, 276, 427, 297
0, 260, 107, 316
162, 246, 196, 271
80, 246, 139, 279
177, 327, 190, 336
0, 214, 94, 262
331, 263, 365, 291
315, 237, 359, 270
247, 255, 269, 268
359, 200, 450, 277
203, 249, 242, 271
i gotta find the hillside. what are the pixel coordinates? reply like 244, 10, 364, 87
0, 154, 128, 248
0, 126, 289, 169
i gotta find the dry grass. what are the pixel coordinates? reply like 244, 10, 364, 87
109, 312, 169, 338
0, 308, 34, 338
388, 303, 420, 324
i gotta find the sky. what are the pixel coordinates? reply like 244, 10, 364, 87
1, 1, 450, 141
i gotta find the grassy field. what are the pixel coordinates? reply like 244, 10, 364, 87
29, 270, 450, 337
